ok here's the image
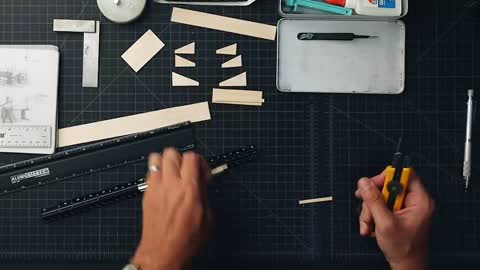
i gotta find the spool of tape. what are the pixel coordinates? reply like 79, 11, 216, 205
97, 0, 146, 24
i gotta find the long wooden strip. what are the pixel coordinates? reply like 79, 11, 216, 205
299, 196, 334, 205
171, 8, 277, 41
57, 102, 210, 147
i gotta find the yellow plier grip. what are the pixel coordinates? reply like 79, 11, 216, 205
381, 154, 412, 212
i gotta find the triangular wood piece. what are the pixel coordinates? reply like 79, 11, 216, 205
172, 72, 199, 86
175, 55, 196, 67
221, 55, 242, 68
216, 44, 237, 55
219, 72, 247, 87
175, 42, 195, 54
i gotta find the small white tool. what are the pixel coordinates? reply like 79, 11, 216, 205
97, 0, 146, 24
0, 125, 52, 149
464, 89, 475, 192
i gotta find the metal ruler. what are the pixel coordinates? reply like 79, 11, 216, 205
0, 122, 195, 195
41, 145, 258, 220
0, 125, 52, 149
82, 21, 100, 88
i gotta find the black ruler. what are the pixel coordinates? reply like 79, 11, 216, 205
0, 122, 195, 195
41, 145, 258, 220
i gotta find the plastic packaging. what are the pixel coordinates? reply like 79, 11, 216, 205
325, 0, 402, 16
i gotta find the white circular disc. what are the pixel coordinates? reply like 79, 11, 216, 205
97, 0, 147, 24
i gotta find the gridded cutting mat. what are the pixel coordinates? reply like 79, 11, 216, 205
0, 0, 478, 265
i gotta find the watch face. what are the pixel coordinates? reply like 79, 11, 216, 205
123, 264, 138, 270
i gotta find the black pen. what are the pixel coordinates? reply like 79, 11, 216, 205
297, 32, 377, 41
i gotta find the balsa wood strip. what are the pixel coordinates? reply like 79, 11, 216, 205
58, 102, 211, 147
171, 8, 277, 41
299, 196, 334, 205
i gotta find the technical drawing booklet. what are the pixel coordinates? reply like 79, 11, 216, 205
0, 45, 59, 154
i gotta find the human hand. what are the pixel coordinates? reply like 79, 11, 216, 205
355, 171, 435, 270
132, 148, 212, 270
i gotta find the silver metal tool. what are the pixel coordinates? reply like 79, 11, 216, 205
464, 89, 475, 191
82, 21, 100, 88
97, 0, 147, 23
53, 19, 96, 33
154, 0, 256, 6
0, 125, 51, 149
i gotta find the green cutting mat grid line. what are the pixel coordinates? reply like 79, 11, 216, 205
0, 0, 479, 265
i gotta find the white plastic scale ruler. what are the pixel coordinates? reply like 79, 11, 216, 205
0, 125, 51, 148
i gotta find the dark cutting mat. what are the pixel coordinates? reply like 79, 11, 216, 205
0, 0, 479, 266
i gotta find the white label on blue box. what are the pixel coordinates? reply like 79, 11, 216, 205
370, 0, 395, 8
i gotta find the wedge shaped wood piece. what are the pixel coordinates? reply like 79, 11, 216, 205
175, 42, 195, 54
221, 55, 242, 68
219, 72, 247, 87
216, 44, 237, 55
175, 55, 196, 67
172, 72, 199, 86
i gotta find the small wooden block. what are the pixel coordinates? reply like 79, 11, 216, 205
222, 55, 242, 68
214, 101, 263, 106
175, 42, 195, 54
212, 88, 263, 106
219, 72, 247, 87
299, 196, 334, 205
212, 88, 262, 101
175, 55, 196, 67
216, 44, 237, 55
121, 30, 165, 72
172, 72, 199, 87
